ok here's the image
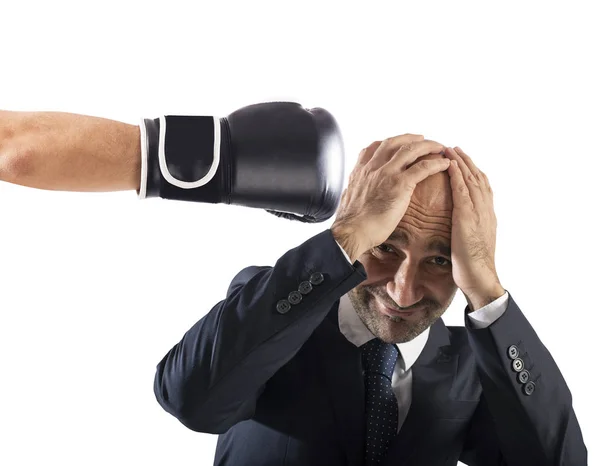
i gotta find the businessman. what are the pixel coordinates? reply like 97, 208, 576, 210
0, 107, 587, 465
153, 137, 587, 465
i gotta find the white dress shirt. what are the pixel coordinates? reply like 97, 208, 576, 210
334, 240, 509, 433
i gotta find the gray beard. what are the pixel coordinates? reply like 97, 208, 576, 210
386, 315, 404, 323
347, 287, 457, 343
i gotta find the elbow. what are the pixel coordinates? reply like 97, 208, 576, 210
153, 367, 190, 422
178, 412, 233, 435
0, 112, 37, 183
153, 368, 225, 434
153, 371, 242, 435
0, 143, 36, 184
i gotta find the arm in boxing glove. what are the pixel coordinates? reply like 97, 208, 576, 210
0, 109, 141, 191
1, 103, 343, 223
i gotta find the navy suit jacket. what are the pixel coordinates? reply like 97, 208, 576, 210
154, 230, 587, 465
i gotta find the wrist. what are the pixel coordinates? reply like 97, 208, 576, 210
464, 283, 505, 313
331, 223, 365, 263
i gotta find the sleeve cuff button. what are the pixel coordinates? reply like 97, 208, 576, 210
508, 345, 519, 359
309, 272, 324, 285
523, 381, 536, 396
512, 358, 524, 372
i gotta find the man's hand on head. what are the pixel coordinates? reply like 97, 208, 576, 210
444, 146, 504, 311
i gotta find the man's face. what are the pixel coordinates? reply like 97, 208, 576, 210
347, 153, 458, 344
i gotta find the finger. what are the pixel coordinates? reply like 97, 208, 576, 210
357, 140, 383, 164
454, 147, 482, 179
367, 134, 426, 168
386, 139, 446, 172
456, 147, 492, 193
479, 171, 493, 196
445, 147, 485, 207
402, 157, 451, 190
447, 160, 474, 210
444, 147, 478, 186
382, 133, 426, 145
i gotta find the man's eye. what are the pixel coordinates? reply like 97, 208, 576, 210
431, 257, 451, 267
375, 246, 451, 267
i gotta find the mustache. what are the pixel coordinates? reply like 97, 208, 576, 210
369, 290, 437, 312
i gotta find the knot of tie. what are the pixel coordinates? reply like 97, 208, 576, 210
360, 338, 399, 381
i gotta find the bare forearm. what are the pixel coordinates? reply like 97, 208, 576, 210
0, 110, 141, 192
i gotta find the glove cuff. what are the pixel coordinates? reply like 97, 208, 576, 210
137, 116, 150, 199
137, 115, 226, 203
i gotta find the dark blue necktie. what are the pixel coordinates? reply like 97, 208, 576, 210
360, 338, 400, 466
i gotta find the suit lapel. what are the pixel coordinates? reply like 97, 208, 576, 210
312, 302, 365, 466
382, 317, 456, 466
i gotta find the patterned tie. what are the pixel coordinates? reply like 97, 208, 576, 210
360, 338, 400, 466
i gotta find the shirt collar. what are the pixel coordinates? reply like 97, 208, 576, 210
338, 293, 430, 371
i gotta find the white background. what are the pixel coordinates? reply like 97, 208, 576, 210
0, 1, 597, 465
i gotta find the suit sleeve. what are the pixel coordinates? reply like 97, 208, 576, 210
459, 292, 587, 465
153, 229, 367, 434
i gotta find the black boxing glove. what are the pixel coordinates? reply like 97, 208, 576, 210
137, 102, 344, 223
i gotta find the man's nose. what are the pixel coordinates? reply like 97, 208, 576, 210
386, 261, 424, 309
